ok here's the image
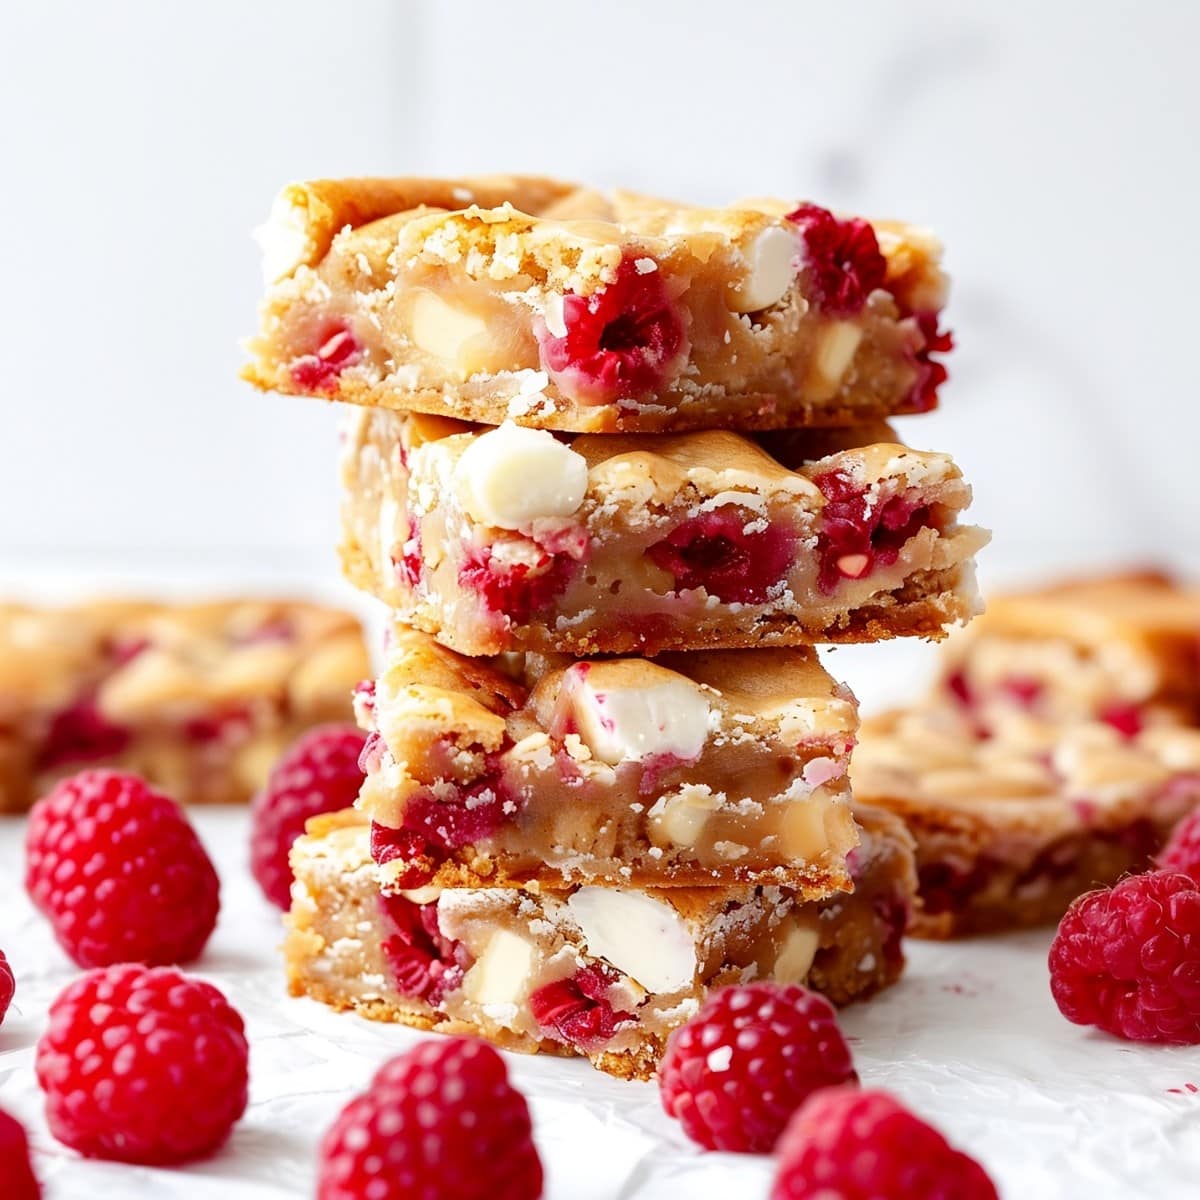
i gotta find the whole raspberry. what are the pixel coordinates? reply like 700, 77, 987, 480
1159, 811, 1200, 883
25, 770, 220, 967
772, 1087, 998, 1200
35, 963, 248, 1164
1049, 871, 1200, 1043
317, 1037, 543, 1200
0, 1107, 41, 1200
785, 204, 887, 317
658, 982, 857, 1153
250, 724, 367, 909
0, 948, 14, 1026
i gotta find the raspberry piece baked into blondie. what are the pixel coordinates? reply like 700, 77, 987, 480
0, 599, 370, 812
245, 176, 951, 434
339, 409, 988, 656
852, 706, 1200, 936
938, 570, 1200, 734
284, 805, 915, 1081
356, 627, 859, 894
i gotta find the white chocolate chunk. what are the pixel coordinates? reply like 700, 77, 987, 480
780, 798, 831, 860
729, 225, 799, 312
462, 929, 536, 1005
571, 669, 710, 765
648, 785, 722, 847
255, 189, 312, 284
453, 422, 588, 530
814, 321, 864, 386
567, 888, 697, 993
409, 291, 491, 375
772, 915, 821, 983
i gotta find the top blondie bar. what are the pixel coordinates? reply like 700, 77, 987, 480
244, 175, 950, 433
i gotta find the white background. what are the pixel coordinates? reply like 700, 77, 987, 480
4, 0, 1199, 585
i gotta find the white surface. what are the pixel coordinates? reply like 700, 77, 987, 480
3, 806, 1200, 1199
5, 0, 1200, 573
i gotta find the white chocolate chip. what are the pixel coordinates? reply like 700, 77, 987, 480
647, 784, 723, 847
453, 423, 588, 530
567, 888, 696, 993
543, 292, 568, 339
409, 290, 491, 375
772, 915, 821, 983
255, 189, 312, 283
462, 929, 536, 1004
729, 225, 799, 312
780, 799, 831, 860
814, 321, 864, 387
571, 670, 710, 765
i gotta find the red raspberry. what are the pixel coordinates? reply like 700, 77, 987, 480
1159, 811, 1200, 882
907, 310, 953, 412
1049, 871, 1200, 1043
785, 204, 887, 318
0, 1107, 41, 1200
658, 982, 857, 1153
35, 963, 248, 1164
772, 1087, 998, 1200
250, 724, 367, 909
529, 963, 633, 1053
317, 1037, 543, 1200
535, 256, 689, 404
291, 321, 362, 392
0, 948, 14, 1027
25, 770, 219, 967
647, 508, 796, 605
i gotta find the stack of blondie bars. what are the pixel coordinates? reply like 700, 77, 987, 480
245, 176, 989, 1078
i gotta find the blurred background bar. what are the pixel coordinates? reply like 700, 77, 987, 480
3, 0, 1197, 586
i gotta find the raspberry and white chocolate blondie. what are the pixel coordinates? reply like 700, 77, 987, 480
356, 626, 859, 894
938, 570, 1200, 734
246, 175, 951, 434
284, 805, 915, 1081
853, 705, 1200, 936
339, 409, 988, 656
0, 599, 370, 812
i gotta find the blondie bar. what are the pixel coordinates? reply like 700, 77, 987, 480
938, 570, 1200, 734
284, 805, 915, 1081
0, 598, 370, 812
246, 176, 950, 434
853, 705, 1200, 936
340, 409, 987, 656
356, 626, 859, 894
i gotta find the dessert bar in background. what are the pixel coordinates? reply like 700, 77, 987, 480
246, 176, 951, 434
340, 410, 988, 655
356, 627, 860, 893
285, 806, 915, 1080
937, 570, 1200, 732
853, 704, 1200, 937
0, 598, 370, 812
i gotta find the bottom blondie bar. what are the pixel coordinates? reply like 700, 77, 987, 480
853, 707, 1200, 937
284, 806, 914, 1081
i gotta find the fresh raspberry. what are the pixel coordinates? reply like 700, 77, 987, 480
1099, 700, 1144, 739
1159, 811, 1200, 883
785, 204, 887, 318
658, 982, 857, 1153
317, 1037, 543, 1200
378, 891, 467, 1004
1049, 871, 1200, 1043
291, 321, 361, 392
249, 724, 367, 909
528, 963, 633, 1053
535, 256, 689, 404
0, 948, 14, 1026
772, 1087, 998, 1200
35, 963, 248, 1164
25, 770, 220, 967
647, 508, 795, 605
813, 470, 932, 594
0, 1107, 41, 1200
